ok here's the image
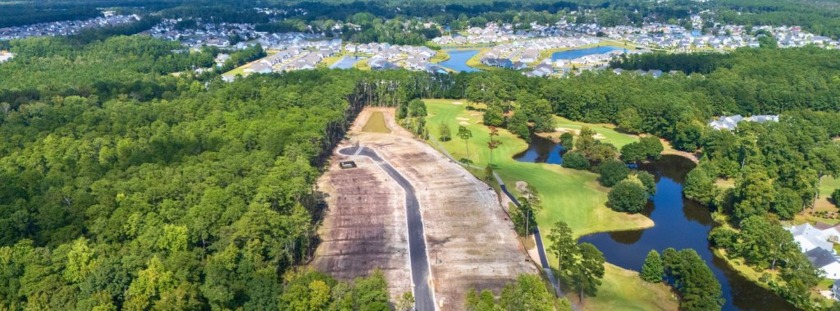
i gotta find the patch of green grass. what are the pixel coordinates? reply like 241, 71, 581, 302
820, 176, 839, 202
362, 112, 391, 133
353, 59, 371, 71
578, 264, 678, 311
550, 116, 639, 149
222, 64, 248, 78
430, 50, 451, 63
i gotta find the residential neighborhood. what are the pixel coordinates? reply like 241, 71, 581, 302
0, 14, 140, 41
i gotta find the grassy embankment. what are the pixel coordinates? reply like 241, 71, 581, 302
423, 99, 677, 310
430, 50, 451, 63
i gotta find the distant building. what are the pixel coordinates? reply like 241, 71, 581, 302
709, 114, 779, 131
0, 52, 14, 63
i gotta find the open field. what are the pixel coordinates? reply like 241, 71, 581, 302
316, 107, 536, 310
424, 99, 672, 309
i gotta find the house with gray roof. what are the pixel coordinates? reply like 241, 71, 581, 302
806, 248, 840, 279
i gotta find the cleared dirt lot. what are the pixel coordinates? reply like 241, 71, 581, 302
314, 108, 537, 310
312, 154, 412, 301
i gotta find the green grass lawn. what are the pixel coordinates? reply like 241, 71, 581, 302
579, 264, 678, 311
362, 111, 391, 133
548, 116, 639, 149
820, 176, 839, 204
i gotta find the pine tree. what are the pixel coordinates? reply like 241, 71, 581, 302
640, 250, 664, 283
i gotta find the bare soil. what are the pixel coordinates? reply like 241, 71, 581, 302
314, 107, 537, 310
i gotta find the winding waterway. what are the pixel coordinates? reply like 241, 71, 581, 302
514, 134, 797, 311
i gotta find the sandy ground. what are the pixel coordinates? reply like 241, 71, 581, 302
315, 107, 537, 310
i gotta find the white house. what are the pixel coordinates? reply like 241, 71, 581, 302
789, 223, 840, 279
789, 223, 835, 253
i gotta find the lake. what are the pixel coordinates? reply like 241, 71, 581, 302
551, 46, 625, 61
514, 134, 797, 311
440, 49, 481, 73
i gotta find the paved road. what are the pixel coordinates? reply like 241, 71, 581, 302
494, 173, 563, 298
339, 146, 435, 311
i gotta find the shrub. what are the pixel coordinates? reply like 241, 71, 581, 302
562, 151, 590, 170
607, 180, 648, 213
597, 159, 630, 187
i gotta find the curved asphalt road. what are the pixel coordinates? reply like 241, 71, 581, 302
339, 146, 435, 311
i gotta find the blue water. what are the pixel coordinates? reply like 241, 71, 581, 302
440, 49, 480, 73
330, 56, 364, 69
513, 137, 797, 311
551, 46, 624, 61
513, 135, 565, 164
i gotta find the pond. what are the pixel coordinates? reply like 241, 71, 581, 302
551, 46, 625, 61
440, 49, 481, 73
330, 56, 364, 69
513, 134, 797, 311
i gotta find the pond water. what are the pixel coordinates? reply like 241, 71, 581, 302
440, 49, 481, 73
551, 46, 624, 61
513, 134, 797, 311
330, 56, 364, 69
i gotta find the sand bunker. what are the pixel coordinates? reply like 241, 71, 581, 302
452, 101, 464, 105
459, 121, 470, 125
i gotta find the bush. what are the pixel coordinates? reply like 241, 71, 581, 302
607, 180, 648, 213
832, 188, 840, 207
597, 159, 630, 187
708, 227, 738, 252
636, 171, 656, 195
562, 151, 590, 170
559, 132, 574, 147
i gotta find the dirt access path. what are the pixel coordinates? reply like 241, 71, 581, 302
313, 108, 537, 310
